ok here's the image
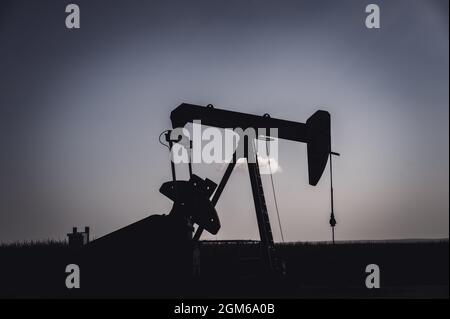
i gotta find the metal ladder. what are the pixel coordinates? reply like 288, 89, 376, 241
247, 142, 276, 273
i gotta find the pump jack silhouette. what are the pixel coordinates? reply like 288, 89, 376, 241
84, 103, 335, 296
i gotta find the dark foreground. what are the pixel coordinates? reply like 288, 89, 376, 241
0, 240, 448, 298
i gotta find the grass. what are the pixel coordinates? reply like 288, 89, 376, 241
0, 239, 67, 249
0, 238, 447, 298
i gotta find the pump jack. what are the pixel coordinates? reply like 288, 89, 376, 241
160, 103, 332, 275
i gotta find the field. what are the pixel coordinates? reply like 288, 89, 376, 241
0, 240, 448, 298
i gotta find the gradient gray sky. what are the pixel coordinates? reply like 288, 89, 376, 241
0, 0, 448, 243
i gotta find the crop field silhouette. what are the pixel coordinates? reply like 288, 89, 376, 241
0, 239, 447, 298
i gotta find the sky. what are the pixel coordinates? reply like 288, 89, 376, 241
0, 0, 448, 243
